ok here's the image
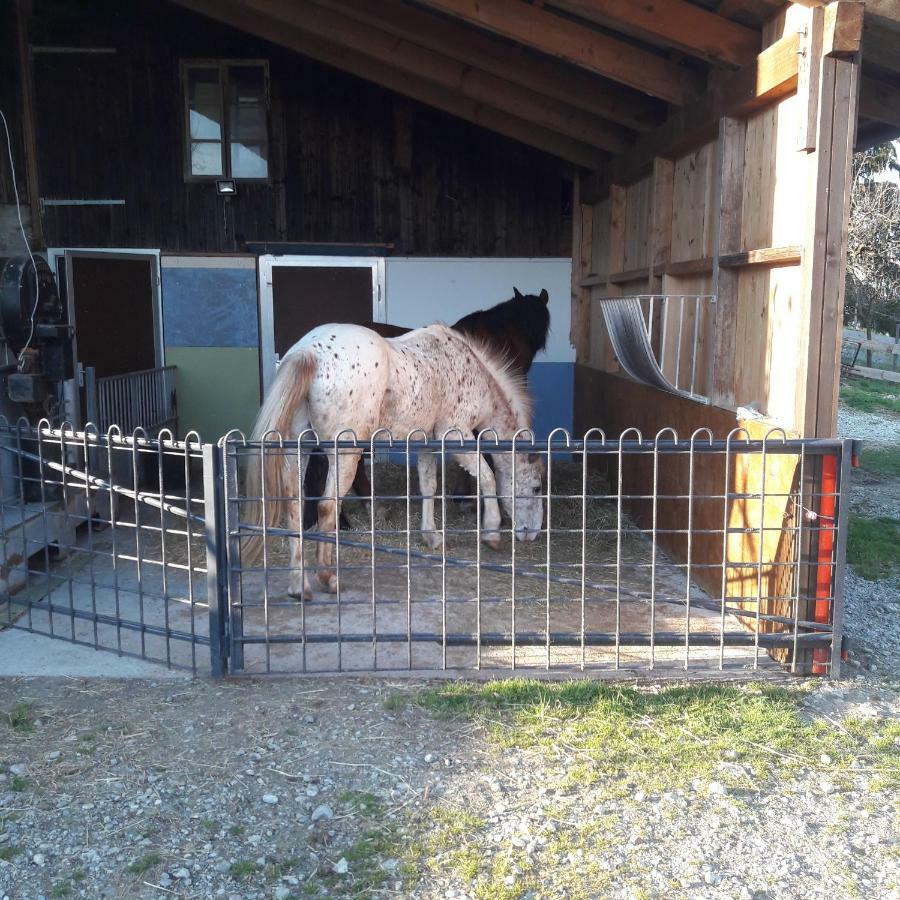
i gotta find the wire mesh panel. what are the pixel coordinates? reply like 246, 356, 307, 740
0, 419, 214, 673
223, 429, 849, 677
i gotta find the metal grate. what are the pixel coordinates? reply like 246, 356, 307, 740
224, 428, 849, 678
598, 295, 716, 402
85, 365, 177, 435
0, 420, 217, 673
0, 421, 850, 679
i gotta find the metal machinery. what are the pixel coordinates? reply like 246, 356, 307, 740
0, 255, 73, 418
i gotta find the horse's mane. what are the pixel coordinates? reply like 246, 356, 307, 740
453, 293, 550, 360
428, 325, 533, 430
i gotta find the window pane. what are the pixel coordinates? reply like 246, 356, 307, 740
228, 67, 266, 139
231, 141, 268, 179
187, 67, 222, 140
191, 141, 223, 176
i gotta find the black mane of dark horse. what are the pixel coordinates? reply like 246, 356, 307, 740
300, 288, 551, 529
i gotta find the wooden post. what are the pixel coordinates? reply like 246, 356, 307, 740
570, 172, 594, 363
601, 184, 626, 371
14, 0, 43, 248
802, 44, 862, 437
647, 157, 674, 292
710, 116, 746, 407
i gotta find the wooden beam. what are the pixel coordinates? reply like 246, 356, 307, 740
315, 0, 664, 132
547, 0, 760, 67
570, 173, 594, 361
583, 30, 800, 201
719, 246, 803, 268
231, 0, 631, 153
823, 1, 864, 58
859, 75, 900, 127
801, 53, 861, 437
415, 0, 704, 105
240, 0, 629, 153
664, 257, 714, 277
710, 116, 745, 408
172, 0, 608, 168
14, 0, 42, 248
796, 5, 824, 151
848, 365, 900, 383
608, 266, 650, 284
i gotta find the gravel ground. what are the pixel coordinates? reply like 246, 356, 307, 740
0, 678, 898, 900
836, 395, 900, 682
837, 403, 900, 444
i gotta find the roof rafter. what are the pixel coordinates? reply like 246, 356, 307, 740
582, 29, 802, 201
172, 0, 608, 168
239, 0, 632, 153
414, 0, 705, 104
314, 0, 664, 132
546, 0, 761, 67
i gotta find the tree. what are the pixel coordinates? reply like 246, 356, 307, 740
845, 142, 900, 359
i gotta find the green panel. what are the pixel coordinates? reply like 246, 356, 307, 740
165, 347, 261, 441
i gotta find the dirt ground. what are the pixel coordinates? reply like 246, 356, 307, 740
0, 676, 897, 900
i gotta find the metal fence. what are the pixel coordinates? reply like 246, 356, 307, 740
0, 420, 220, 673
0, 421, 850, 679
85, 365, 177, 435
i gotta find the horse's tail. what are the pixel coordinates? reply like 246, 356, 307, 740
244, 350, 317, 564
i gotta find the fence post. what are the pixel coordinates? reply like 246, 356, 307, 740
203, 443, 229, 678
828, 441, 852, 679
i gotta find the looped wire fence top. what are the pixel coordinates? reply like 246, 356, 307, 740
0, 420, 850, 680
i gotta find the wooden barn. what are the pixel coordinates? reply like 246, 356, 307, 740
1, 0, 899, 671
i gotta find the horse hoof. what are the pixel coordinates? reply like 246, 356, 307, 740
422, 532, 443, 551
287, 590, 306, 603
317, 571, 338, 594
483, 533, 502, 551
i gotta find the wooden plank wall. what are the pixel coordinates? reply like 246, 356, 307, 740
570, 5, 862, 666
572, 3, 859, 437
23, 0, 571, 256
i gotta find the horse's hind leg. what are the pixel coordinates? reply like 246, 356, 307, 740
287, 451, 314, 599
316, 450, 361, 594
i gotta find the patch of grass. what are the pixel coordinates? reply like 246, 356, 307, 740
848, 516, 900, 580
0, 845, 23, 862
417, 681, 900, 794
50, 883, 72, 898
840, 377, 900, 415
382, 693, 408, 712
72, 870, 85, 883
126, 852, 162, 875
2, 702, 35, 732
264, 856, 300, 881
315, 823, 405, 898
338, 789, 382, 817
200, 818, 218, 833
859, 446, 900, 478
229, 859, 257, 879
10, 776, 28, 792
228, 824, 245, 838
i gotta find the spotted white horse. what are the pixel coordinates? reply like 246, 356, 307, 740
245, 322, 544, 598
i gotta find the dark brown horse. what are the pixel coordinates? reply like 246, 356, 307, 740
302, 288, 550, 528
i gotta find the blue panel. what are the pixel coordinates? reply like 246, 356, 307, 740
528, 362, 574, 440
162, 267, 259, 348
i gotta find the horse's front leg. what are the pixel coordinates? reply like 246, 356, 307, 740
416, 450, 441, 550
451, 444, 502, 550
316, 450, 361, 594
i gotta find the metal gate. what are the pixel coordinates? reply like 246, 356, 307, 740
0, 421, 851, 679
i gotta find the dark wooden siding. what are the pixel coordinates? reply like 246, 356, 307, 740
27, 0, 571, 256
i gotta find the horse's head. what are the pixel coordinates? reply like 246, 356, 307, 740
492, 450, 544, 542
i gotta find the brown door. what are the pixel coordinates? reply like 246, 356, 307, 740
68, 255, 157, 378
271, 265, 373, 359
